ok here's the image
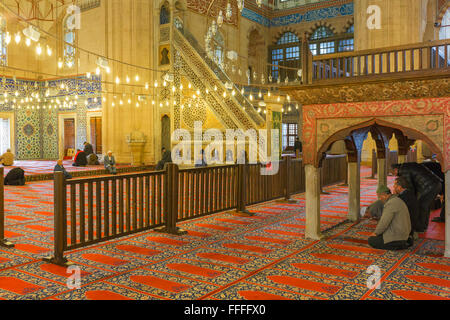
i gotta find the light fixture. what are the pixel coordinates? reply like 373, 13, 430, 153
86, 72, 91, 79
135, 75, 140, 82
14, 32, 21, 44
23, 25, 41, 42
25, 38, 31, 47
115, 76, 120, 84
126, 76, 130, 83
46, 45, 52, 56
5, 32, 11, 45
96, 67, 101, 75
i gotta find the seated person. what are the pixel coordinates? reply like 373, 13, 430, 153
368, 185, 411, 251
72, 149, 87, 167
195, 149, 207, 168
87, 153, 100, 165
4, 167, 25, 186
54, 160, 72, 180
0, 149, 14, 166
104, 151, 117, 174
156, 150, 172, 170
363, 200, 385, 220
83, 141, 94, 156
393, 176, 420, 246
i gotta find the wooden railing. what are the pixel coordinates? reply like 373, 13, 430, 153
305, 39, 450, 83
44, 155, 347, 266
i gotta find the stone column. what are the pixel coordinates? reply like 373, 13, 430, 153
377, 158, 387, 188
305, 165, 322, 240
445, 171, 450, 258
348, 160, 361, 222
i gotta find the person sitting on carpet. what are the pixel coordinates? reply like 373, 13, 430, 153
104, 151, 117, 174
72, 149, 87, 167
83, 141, 94, 156
87, 153, 99, 165
156, 150, 172, 170
4, 167, 25, 186
368, 185, 411, 251
0, 149, 14, 166
363, 200, 385, 220
393, 176, 420, 246
54, 160, 72, 180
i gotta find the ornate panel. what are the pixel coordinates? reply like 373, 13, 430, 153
290, 78, 450, 106
302, 97, 450, 171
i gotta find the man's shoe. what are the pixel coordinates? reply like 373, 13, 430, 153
432, 217, 445, 223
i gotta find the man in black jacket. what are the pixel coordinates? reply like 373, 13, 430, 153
393, 176, 420, 246
4, 167, 25, 186
422, 161, 445, 223
392, 163, 442, 232
83, 142, 94, 156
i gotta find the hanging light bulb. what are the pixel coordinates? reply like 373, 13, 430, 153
115, 76, 120, 84
237, 0, 244, 12
163, 80, 167, 87
106, 67, 111, 74
5, 32, 11, 45
36, 43, 42, 56
126, 76, 130, 83
119, 99, 123, 105
145, 82, 149, 90
86, 72, 91, 79
217, 10, 224, 27
96, 67, 101, 75
188, 83, 192, 89
258, 91, 262, 98
46, 45, 52, 56
135, 75, 140, 82
25, 38, 31, 47
249, 94, 253, 101
14, 32, 21, 44
226, 2, 232, 20
154, 80, 158, 88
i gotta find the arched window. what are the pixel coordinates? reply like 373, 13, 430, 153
439, 8, 449, 40
270, 32, 300, 81
214, 32, 224, 67
0, 15, 7, 66
309, 26, 335, 55
63, 16, 76, 68
338, 24, 354, 52
160, 4, 170, 25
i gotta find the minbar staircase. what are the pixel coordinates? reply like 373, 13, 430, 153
172, 20, 266, 132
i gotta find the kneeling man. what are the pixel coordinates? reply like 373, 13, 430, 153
368, 185, 411, 251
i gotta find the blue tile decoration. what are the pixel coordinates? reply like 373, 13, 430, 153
0, 75, 102, 160
241, 2, 354, 27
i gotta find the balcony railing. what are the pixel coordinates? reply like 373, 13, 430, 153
301, 39, 450, 84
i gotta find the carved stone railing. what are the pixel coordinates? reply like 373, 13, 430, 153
173, 20, 265, 130
302, 39, 450, 84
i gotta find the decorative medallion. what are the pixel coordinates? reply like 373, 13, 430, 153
23, 124, 34, 137
47, 124, 54, 136
426, 120, 439, 132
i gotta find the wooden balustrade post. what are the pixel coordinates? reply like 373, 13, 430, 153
43, 172, 71, 266
370, 149, 377, 179
234, 163, 253, 217
0, 168, 13, 248
155, 163, 187, 235
278, 157, 297, 203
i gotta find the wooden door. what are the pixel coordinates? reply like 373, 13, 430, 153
90, 117, 102, 154
64, 118, 75, 156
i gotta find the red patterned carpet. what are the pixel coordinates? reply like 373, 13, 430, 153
0, 172, 448, 300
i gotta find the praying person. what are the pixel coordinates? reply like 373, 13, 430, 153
72, 149, 88, 167
54, 160, 72, 180
4, 167, 26, 186
156, 150, 172, 170
83, 141, 94, 156
104, 151, 117, 174
368, 185, 411, 251
0, 149, 14, 166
